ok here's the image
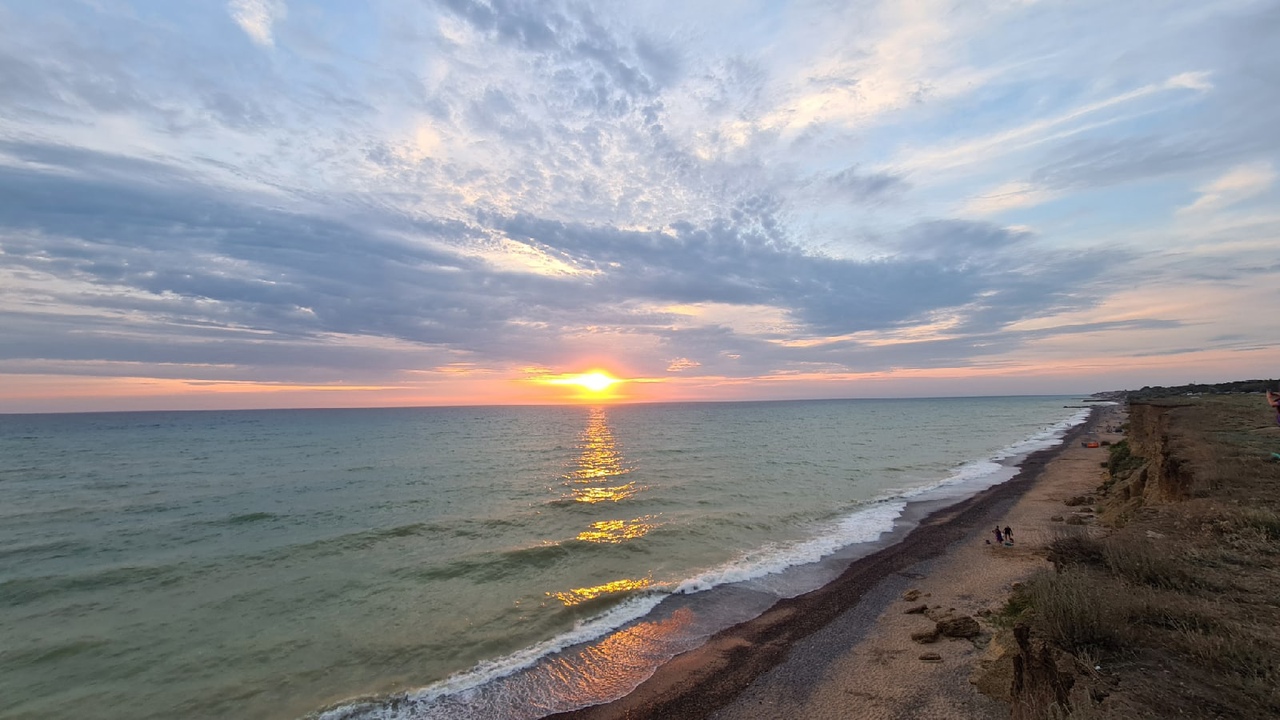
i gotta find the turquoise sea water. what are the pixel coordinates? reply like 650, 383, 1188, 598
0, 398, 1088, 720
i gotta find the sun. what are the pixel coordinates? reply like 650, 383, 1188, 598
572, 372, 619, 393
536, 369, 625, 398
554, 371, 621, 393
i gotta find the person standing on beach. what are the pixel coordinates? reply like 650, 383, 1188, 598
993, 527, 1004, 544
1004, 526, 1013, 543
1267, 390, 1280, 425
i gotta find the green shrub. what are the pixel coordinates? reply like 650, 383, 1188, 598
1106, 440, 1145, 479
995, 587, 1034, 626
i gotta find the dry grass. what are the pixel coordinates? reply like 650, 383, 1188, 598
1019, 568, 1126, 652
1011, 395, 1280, 719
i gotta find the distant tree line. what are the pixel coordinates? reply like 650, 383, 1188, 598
1121, 379, 1279, 401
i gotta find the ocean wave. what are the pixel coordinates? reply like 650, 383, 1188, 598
0, 563, 185, 606
542, 482, 648, 508
314, 499, 904, 720
992, 407, 1092, 461
221, 512, 281, 525
0, 636, 111, 668
396, 537, 635, 584
872, 406, 1092, 504
672, 501, 904, 594
306, 404, 1094, 720
313, 593, 666, 720
0, 538, 89, 560
270, 522, 450, 559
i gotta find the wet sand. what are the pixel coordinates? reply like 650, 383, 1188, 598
546, 406, 1112, 720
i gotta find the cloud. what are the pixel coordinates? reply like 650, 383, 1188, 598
229, 0, 287, 47
1029, 136, 1221, 191
826, 166, 908, 203
0, 137, 1109, 387
666, 357, 701, 372
894, 71, 1214, 176
752, 0, 990, 136
1165, 71, 1214, 92
1, 0, 1278, 405
960, 181, 1058, 216
1177, 161, 1276, 215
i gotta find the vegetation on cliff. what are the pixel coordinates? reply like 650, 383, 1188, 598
1099, 440, 1144, 491
1002, 395, 1280, 719
1120, 378, 1278, 401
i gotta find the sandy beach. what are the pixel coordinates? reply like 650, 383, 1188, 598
550, 405, 1121, 720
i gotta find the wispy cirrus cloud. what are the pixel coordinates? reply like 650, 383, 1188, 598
0, 0, 1278, 410
228, 0, 287, 46
894, 71, 1214, 176
1178, 161, 1276, 215
960, 182, 1059, 216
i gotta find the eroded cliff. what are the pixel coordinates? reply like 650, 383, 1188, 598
1094, 400, 1228, 529
997, 395, 1280, 720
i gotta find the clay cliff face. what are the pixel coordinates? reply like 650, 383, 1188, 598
1121, 403, 1200, 503
1001, 396, 1280, 719
1003, 403, 1190, 718
1100, 403, 1204, 522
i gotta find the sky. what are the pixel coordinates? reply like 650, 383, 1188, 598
1, 0, 1278, 412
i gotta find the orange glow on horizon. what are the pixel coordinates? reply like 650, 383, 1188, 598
546, 371, 622, 392
4, 342, 1277, 413
530, 368, 633, 401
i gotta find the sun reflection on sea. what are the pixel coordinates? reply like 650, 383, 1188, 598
565, 407, 632, 481
528, 607, 697, 704
564, 407, 639, 504
549, 576, 654, 606
573, 483, 638, 504
547, 408, 661, 607
576, 516, 658, 544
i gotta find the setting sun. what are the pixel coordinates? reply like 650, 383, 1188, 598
569, 372, 619, 392
542, 370, 624, 394
523, 368, 639, 402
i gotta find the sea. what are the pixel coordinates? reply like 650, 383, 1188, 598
0, 397, 1090, 720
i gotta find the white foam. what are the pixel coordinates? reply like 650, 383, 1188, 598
316, 501, 907, 719
882, 406, 1092, 503
672, 501, 904, 595
317, 593, 665, 720
315, 404, 1095, 720
993, 407, 1092, 461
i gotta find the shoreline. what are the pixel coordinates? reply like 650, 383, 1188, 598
545, 408, 1099, 720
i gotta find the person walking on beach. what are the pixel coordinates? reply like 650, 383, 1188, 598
993, 527, 1004, 544
1004, 526, 1014, 543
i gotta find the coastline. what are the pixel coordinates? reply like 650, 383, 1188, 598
545, 407, 1101, 720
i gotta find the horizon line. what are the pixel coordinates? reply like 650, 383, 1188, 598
0, 392, 1105, 417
